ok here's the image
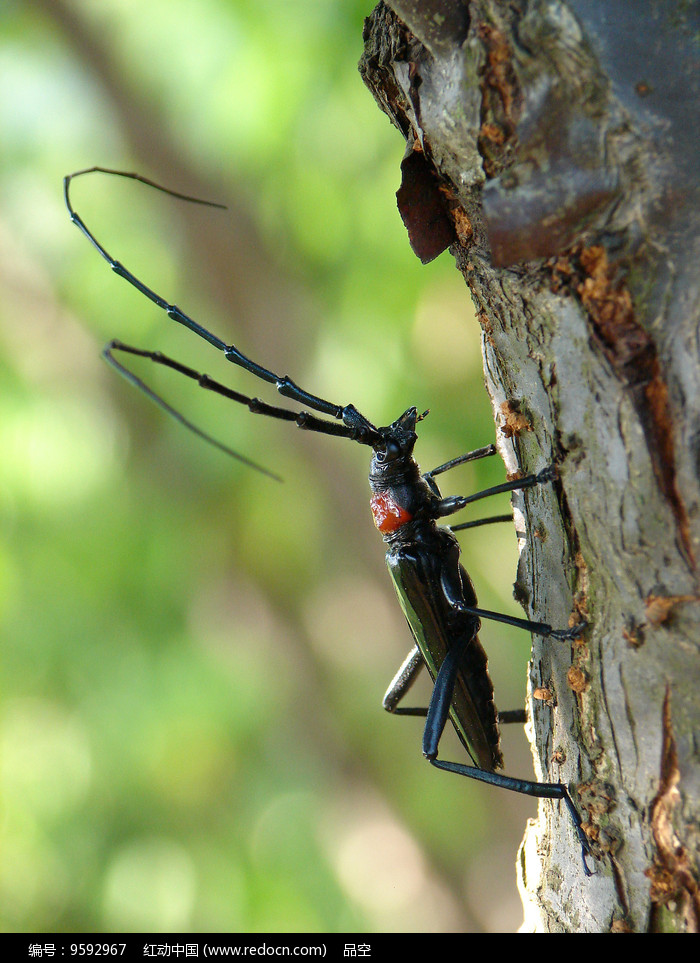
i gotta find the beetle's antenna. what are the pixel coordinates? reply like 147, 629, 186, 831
64, 167, 381, 449
104, 341, 283, 481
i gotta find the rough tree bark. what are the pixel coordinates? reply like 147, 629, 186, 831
360, 0, 699, 933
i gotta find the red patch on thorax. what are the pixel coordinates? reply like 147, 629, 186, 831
370, 491, 413, 533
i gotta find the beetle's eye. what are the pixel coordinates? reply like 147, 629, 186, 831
385, 440, 400, 460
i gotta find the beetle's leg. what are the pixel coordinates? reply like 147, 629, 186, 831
424, 446, 498, 497
437, 540, 585, 642
426, 444, 498, 477
423, 635, 592, 875
382, 645, 428, 717
456, 605, 586, 642
430, 758, 593, 875
435, 465, 557, 519
421, 631, 474, 759
381, 645, 527, 720
498, 709, 527, 724
425, 444, 497, 478
449, 514, 512, 533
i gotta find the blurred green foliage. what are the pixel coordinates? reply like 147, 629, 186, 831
1, 0, 536, 933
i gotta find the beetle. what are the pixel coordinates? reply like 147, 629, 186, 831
65, 167, 592, 873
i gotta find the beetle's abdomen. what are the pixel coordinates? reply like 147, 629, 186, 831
386, 544, 503, 771
456, 633, 502, 771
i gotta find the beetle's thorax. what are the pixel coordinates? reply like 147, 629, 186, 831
368, 410, 437, 542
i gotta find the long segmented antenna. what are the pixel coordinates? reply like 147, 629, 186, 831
64, 167, 383, 470
104, 341, 283, 481
104, 340, 373, 461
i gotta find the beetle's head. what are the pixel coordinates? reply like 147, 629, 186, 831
370, 407, 427, 476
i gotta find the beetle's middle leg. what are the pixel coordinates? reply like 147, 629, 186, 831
438, 538, 585, 643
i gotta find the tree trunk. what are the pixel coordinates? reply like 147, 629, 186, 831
360, 0, 699, 933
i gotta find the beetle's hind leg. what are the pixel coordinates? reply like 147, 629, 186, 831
498, 709, 527, 724
429, 753, 593, 875
382, 646, 526, 724
382, 645, 428, 717
424, 633, 592, 875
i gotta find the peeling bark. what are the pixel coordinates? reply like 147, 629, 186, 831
360, 0, 699, 932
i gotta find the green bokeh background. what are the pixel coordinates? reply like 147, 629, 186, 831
2, 0, 539, 933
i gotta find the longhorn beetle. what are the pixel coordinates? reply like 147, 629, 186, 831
65, 167, 592, 873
